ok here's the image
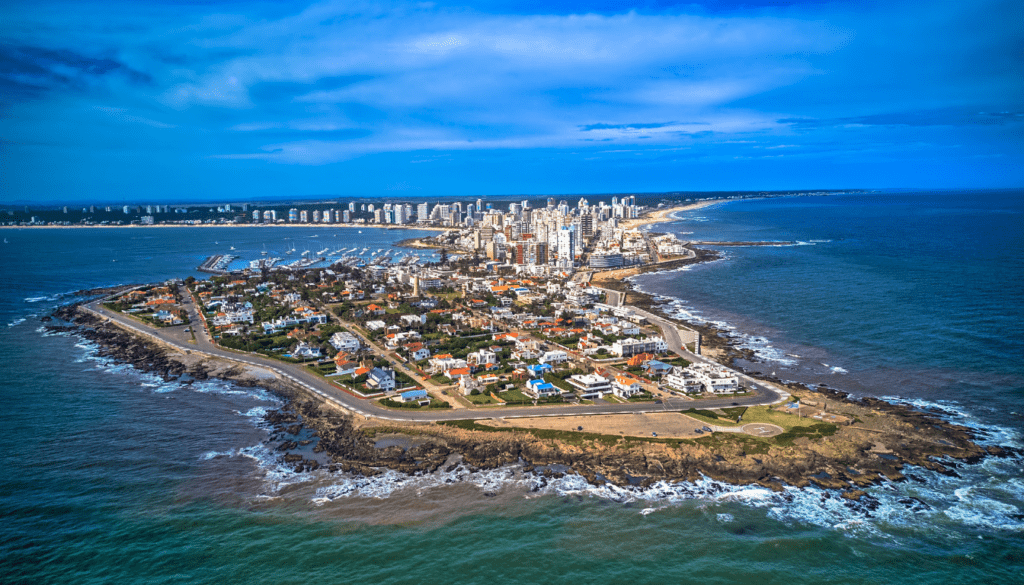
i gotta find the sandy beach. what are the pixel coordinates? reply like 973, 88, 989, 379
620, 199, 724, 230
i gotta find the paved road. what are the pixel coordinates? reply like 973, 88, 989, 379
83, 286, 783, 423
593, 286, 788, 406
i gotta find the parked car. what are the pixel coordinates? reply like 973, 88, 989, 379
701, 426, 713, 433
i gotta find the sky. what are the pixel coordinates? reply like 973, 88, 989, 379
1, 0, 1022, 203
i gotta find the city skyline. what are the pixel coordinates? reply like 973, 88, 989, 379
2, 0, 1021, 203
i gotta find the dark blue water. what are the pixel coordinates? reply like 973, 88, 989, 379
640, 191, 1024, 429
1, 207, 1022, 584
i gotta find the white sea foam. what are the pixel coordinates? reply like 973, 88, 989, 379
36, 325, 72, 338
637, 289, 798, 367
206, 420, 1024, 537
7, 318, 26, 327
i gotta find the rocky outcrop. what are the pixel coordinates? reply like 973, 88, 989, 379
51, 300, 1014, 495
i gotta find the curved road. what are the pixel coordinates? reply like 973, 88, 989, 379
83, 285, 783, 423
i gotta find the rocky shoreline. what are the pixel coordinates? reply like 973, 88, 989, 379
47, 295, 1017, 502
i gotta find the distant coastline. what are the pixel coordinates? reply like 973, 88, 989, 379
0, 223, 448, 232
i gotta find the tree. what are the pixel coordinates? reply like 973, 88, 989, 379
439, 248, 448, 265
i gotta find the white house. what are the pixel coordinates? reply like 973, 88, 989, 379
292, 341, 322, 359
612, 375, 643, 398
467, 349, 498, 366
567, 373, 612, 399
329, 331, 361, 353
539, 350, 568, 364
665, 363, 740, 394
401, 314, 427, 327
429, 355, 468, 374
663, 369, 703, 394
525, 378, 560, 398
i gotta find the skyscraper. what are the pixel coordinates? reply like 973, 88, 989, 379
557, 225, 576, 269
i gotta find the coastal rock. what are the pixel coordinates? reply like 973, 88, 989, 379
52, 300, 1003, 496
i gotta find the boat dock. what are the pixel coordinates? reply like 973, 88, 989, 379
197, 254, 237, 274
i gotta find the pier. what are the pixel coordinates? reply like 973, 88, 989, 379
197, 254, 237, 274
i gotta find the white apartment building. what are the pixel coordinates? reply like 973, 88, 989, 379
611, 336, 668, 357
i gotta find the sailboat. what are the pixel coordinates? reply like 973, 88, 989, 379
261, 244, 268, 256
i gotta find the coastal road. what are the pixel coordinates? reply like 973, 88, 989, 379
83, 288, 782, 423
593, 286, 788, 406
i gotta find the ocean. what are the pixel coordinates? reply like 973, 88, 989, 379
1, 197, 1022, 584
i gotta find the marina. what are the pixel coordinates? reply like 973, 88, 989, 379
197, 254, 237, 274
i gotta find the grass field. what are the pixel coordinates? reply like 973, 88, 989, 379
684, 405, 821, 432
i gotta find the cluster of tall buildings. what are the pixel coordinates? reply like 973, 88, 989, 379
249, 196, 643, 271
450, 196, 641, 270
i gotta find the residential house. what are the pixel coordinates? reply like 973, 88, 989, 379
467, 349, 497, 366
399, 389, 429, 405
525, 379, 559, 398
642, 360, 674, 377
539, 350, 568, 365
612, 376, 643, 398
329, 331, 361, 353
567, 373, 612, 399
367, 367, 396, 392
292, 341, 322, 359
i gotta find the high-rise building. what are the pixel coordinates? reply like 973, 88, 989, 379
417, 202, 429, 221
580, 213, 594, 238
557, 225, 576, 268
263, 210, 276, 222
289, 208, 298, 222
312, 210, 321, 223
252, 210, 261, 221
348, 202, 356, 212
300, 210, 309, 222
342, 210, 350, 223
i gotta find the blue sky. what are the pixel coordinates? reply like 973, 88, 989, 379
1, 0, 1021, 203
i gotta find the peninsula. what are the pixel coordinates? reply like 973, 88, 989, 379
47, 197, 1012, 500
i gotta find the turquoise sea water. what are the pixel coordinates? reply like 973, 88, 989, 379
1, 198, 1023, 584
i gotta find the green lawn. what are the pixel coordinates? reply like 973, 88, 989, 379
497, 389, 533, 404
466, 393, 500, 405
681, 405, 822, 432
